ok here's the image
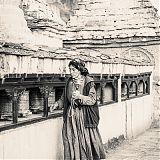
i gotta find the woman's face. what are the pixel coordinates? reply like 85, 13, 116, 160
69, 65, 81, 79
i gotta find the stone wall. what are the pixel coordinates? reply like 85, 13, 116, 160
0, 0, 67, 48
20, 0, 66, 48
65, 0, 159, 40
0, 0, 34, 44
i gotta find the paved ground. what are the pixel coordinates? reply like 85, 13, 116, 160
105, 123, 160, 160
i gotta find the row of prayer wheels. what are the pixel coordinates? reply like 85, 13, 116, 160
0, 88, 61, 120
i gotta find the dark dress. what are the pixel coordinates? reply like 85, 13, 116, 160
57, 76, 106, 160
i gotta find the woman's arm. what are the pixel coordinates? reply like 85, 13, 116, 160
72, 82, 96, 106
79, 86, 96, 105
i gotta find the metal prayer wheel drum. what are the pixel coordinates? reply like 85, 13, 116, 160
103, 83, 114, 103
55, 87, 64, 101
29, 88, 44, 113
48, 89, 56, 108
0, 90, 12, 119
18, 90, 31, 117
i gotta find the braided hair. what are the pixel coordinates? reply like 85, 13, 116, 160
69, 59, 89, 76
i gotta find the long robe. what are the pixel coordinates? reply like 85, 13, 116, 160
58, 76, 106, 160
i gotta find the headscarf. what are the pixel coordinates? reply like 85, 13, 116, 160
69, 58, 89, 76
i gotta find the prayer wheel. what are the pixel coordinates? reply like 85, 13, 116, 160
18, 90, 31, 117
95, 83, 102, 105
103, 83, 114, 103
29, 89, 44, 113
48, 89, 55, 108
0, 91, 12, 119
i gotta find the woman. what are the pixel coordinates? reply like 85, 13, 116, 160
51, 59, 106, 160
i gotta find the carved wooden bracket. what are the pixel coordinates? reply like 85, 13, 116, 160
39, 85, 54, 117
125, 81, 131, 89
111, 80, 118, 89
39, 85, 54, 98
134, 80, 139, 86
100, 81, 107, 88
5, 87, 25, 100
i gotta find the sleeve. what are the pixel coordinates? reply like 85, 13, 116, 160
79, 82, 97, 106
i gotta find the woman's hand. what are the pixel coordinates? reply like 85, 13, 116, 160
72, 90, 82, 100
50, 102, 59, 112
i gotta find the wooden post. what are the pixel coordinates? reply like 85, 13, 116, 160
100, 81, 106, 104
126, 81, 131, 99
12, 94, 18, 123
135, 80, 138, 96
43, 92, 49, 117
40, 86, 53, 117
6, 88, 25, 124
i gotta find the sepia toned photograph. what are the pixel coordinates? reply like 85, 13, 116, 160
0, 0, 159, 159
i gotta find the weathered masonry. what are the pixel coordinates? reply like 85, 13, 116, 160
0, 0, 159, 159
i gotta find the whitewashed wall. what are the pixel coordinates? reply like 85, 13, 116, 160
99, 95, 153, 142
0, 117, 64, 160
0, 94, 154, 159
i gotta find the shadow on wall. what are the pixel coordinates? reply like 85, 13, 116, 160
152, 81, 160, 121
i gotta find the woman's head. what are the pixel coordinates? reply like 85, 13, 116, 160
69, 59, 89, 78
